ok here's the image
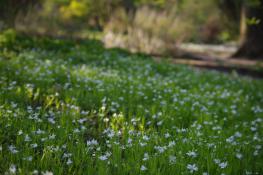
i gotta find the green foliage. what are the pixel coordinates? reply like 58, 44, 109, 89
135, 0, 168, 7
246, 17, 261, 25
0, 35, 262, 174
0, 29, 17, 49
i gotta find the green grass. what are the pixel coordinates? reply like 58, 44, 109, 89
0, 33, 262, 175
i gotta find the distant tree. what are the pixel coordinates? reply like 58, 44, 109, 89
219, 0, 263, 59
122, 0, 136, 16
0, 0, 40, 29
58, 0, 121, 30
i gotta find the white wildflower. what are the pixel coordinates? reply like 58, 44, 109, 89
8, 145, 18, 154
164, 132, 170, 138
186, 151, 198, 158
30, 143, 38, 148
143, 135, 150, 141
48, 118, 56, 124
213, 159, 220, 164
73, 128, 80, 133
87, 139, 98, 146
23, 156, 33, 161
25, 134, 31, 142
99, 155, 108, 161
140, 165, 147, 171
36, 129, 45, 135
18, 130, 23, 135
187, 164, 198, 173
66, 159, 73, 165
168, 141, 176, 147
49, 134, 56, 139
107, 130, 115, 138
226, 136, 235, 143
42, 171, 53, 175
127, 138, 132, 144
9, 164, 16, 174
139, 142, 147, 147
236, 153, 243, 159
32, 170, 38, 175
157, 120, 163, 126
143, 153, 149, 161
219, 162, 228, 169
234, 131, 242, 138
154, 146, 166, 153
169, 155, 176, 164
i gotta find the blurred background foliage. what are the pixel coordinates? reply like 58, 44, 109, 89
1, 0, 261, 57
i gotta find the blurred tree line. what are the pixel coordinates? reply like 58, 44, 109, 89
0, 0, 262, 58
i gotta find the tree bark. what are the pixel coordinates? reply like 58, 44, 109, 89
233, 0, 263, 59
239, 4, 247, 44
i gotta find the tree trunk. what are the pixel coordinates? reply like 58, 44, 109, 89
233, 0, 263, 59
239, 4, 247, 44
122, 0, 136, 19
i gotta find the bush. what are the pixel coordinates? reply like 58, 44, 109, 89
0, 29, 17, 49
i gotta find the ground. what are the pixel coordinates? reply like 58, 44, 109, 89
0, 36, 262, 175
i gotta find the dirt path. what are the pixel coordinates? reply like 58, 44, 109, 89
154, 43, 263, 78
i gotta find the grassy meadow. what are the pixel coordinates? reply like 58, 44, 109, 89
0, 34, 262, 174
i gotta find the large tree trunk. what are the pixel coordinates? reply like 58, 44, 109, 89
233, 0, 263, 59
